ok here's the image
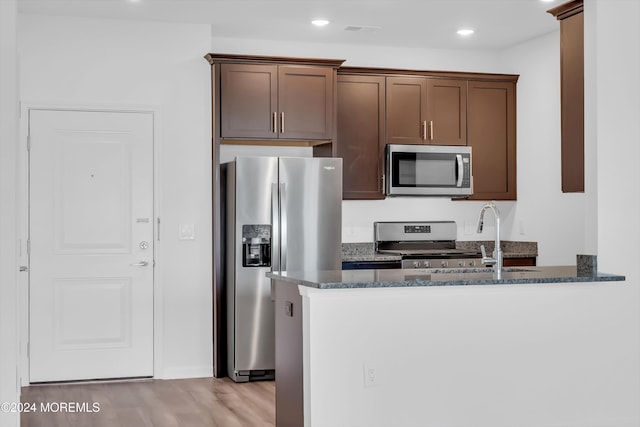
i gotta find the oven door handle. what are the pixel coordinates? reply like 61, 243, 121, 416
456, 154, 464, 187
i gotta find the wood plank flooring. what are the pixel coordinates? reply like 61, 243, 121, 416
20, 377, 275, 427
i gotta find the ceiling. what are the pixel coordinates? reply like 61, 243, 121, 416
17, 0, 564, 50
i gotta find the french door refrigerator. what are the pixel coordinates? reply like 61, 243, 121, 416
223, 156, 342, 382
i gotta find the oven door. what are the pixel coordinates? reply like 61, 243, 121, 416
386, 144, 472, 196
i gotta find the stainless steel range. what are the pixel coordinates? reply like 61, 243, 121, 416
374, 221, 481, 269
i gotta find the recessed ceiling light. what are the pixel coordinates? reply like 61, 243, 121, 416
457, 29, 475, 36
312, 19, 330, 27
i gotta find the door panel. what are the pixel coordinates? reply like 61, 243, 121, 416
386, 76, 427, 145
29, 109, 154, 383
220, 64, 278, 139
337, 75, 386, 200
279, 157, 342, 272
426, 79, 467, 146
467, 81, 517, 200
278, 66, 333, 140
55, 136, 131, 253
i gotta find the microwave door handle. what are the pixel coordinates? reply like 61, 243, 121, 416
456, 154, 464, 187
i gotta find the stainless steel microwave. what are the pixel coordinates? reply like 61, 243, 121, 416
386, 144, 473, 196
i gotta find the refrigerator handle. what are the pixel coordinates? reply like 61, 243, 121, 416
271, 183, 280, 272
280, 183, 287, 272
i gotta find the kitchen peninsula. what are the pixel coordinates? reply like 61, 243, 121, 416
268, 266, 625, 427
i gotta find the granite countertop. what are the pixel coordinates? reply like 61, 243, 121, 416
342, 241, 538, 262
267, 266, 625, 290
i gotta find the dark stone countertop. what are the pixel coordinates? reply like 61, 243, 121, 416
342, 241, 538, 262
267, 266, 625, 290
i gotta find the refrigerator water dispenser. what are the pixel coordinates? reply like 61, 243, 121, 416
242, 224, 271, 267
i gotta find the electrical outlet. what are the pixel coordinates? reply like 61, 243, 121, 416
363, 363, 377, 387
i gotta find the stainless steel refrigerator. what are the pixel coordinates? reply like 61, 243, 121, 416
222, 156, 342, 382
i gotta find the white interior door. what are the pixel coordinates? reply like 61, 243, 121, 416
29, 109, 154, 383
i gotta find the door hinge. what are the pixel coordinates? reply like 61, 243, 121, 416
26, 239, 30, 255
27, 135, 31, 152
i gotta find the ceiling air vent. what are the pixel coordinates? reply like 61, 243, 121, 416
344, 25, 382, 32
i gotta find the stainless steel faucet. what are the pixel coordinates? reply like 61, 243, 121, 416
476, 201, 503, 274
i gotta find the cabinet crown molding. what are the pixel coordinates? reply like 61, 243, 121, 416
205, 53, 345, 68
338, 66, 519, 82
547, 0, 583, 20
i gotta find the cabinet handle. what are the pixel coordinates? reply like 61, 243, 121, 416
280, 112, 285, 134
422, 120, 427, 140
272, 112, 277, 133
429, 120, 434, 140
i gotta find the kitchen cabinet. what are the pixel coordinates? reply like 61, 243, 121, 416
426, 78, 467, 146
342, 260, 402, 270
467, 80, 517, 200
386, 76, 466, 146
336, 74, 386, 200
337, 67, 517, 200
548, 0, 584, 193
220, 63, 335, 140
503, 257, 536, 267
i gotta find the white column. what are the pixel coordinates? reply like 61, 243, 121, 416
0, 0, 20, 426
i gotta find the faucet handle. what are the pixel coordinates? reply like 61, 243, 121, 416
480, 245, 497, 266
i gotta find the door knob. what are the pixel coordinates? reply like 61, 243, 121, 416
130, 261, 149, 267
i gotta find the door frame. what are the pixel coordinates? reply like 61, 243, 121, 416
19, 103, 164, 386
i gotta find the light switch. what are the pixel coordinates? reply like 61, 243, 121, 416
179, 223, 195, 240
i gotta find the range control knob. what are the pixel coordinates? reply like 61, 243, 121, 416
441, 260, 449, 268
412, 261, 420, 268
469, 260, 476, 267
458, 260, 465, 267
423, 261, 431, 268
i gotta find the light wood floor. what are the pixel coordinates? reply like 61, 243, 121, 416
21, 377, 275, 427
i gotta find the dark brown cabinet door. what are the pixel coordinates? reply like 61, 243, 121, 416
426, 79, 467, 146
220, 63, 278, 139
386, 76, 428, 145
337, 75, 386, 199
220, 63, 333, 140
278, 66, 333, 140
467, 80, 517, 200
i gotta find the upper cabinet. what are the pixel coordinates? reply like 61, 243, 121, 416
467, 80, 517, 200
386, 77, 466, 146
547, 0, 584, 193
426, 79, 467, 146
337, 74, 386, 200
220, 64, 278, 139
336, 68, 518, 201
206, 54, 345, 143
386, 77, 427, 145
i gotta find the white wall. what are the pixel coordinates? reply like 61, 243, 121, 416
588, 0, 640, 413
0, 1, 20, 425
212, 33, 586, 266
18, 15, 214, 379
